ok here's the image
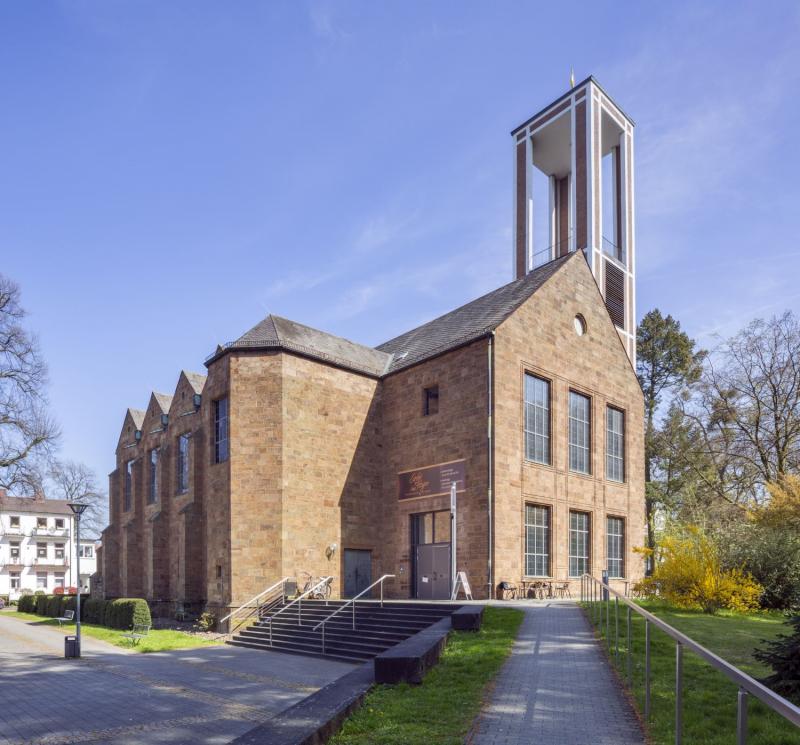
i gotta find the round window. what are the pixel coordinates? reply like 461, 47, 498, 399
574, 314, 587, 336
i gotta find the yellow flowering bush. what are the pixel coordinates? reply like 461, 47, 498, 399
643, 526, 762, 614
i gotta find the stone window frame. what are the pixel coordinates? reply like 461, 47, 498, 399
123, 459, 134, 512
523, 502, 552, 578
605, 405, 626, 483
148, 448, 160, 504
176, 432, 191, 495
606, 515, 625, 578
523, 373, 552, 466
214, 397, 230, 463
568, 389, 592, 475
568, 510, 591, 578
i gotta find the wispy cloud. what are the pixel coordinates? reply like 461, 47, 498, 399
308, 2, 351, 43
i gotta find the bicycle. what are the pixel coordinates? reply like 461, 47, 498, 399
299, 572, 332, 600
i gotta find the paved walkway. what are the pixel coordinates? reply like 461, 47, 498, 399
469, 603, 644, 745
0, 611, 354, 745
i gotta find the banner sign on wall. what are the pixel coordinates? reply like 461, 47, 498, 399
397, 459, 466, 501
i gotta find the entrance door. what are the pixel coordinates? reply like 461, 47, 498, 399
411, 510, 452, 600
343, 549, 372, 598
415, 543, 451, 600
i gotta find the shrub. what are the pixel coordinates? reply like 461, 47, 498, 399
45, 594, 63, 617
755, 614, 800, 704
105, 598, 151, 630
645, 526, 762, 614
195, 612, 216, 632
17, 594, 36, 613
82, 598, 106, 625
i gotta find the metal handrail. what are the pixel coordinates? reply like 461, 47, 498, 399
218, 577, 289, 633
581, 574, 800, 744
262, 576, 333, 647
313, 574, 395, 655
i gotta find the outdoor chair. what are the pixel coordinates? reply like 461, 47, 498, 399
121, 623, 151, 646
56, 609, 74, 628
555, 582, 571, 598
498, 581, 518, 600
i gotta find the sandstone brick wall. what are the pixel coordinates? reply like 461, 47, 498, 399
493, 254, 645, 595
380, 341, 490, 599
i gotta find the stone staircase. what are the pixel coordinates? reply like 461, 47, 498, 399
227, 599, 457, 663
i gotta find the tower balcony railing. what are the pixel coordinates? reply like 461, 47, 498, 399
602, 236, 626, 266
531, 235, 574, 270
1, 556, 24, 568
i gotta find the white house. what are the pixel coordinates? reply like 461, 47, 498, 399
0, 490, 99, 600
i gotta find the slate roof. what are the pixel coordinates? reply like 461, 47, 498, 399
183, 371, 207, 394
210, 314, 392, 377
127, 408, 146, 430
208, 253, 575, 378
0, 494, 74, 515
377, 253, 574, 373
152, 392, 173, 413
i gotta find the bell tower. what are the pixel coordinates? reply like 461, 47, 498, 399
511, 76, 636, 361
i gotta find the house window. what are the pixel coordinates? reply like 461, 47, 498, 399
10, 542, 20, 559
524, 374, 551, 465
55, 543, 65, 560
606, 407, 625, 482
524, 505, 550, 577
55, 518, 64, 529
37, 542, 47, 559
10, 572, 20, 590
176, 434, 190, 494
423, 386, 439, 416
10, 516, 19, 528
148, 448, 159, 504
79, 544, 94, 558
607, 517, 625, 578
54, 573, 65, 588
214, 398, 229, 463
37, 517, 47, 529
569, 391, 591, 474
569, 511, 590, 577
36, 572, 47, 588
124, 459, 134, 511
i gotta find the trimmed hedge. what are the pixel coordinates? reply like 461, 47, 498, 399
16, 594, 151, 630
17, 594, 36, 613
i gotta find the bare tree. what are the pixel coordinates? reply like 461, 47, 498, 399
48, 460, 107, 536
0, 274, 59, 490
683, 311, 800, 504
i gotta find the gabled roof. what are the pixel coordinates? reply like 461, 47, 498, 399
151, 392, 173, 413
127, 408, 146, 430
208, 314, 392, 377
182, 371, 206, 394
377, 253, 574, 373
206, 253, 576, 378
0, 494, 74, 516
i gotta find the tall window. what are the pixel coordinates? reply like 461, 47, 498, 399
569, 392, 591, 474
10, 572, 20, 590
214, 398, 229, 463
569, 511, 590, 577
10, 515, 19, 528
606, 407, 625, 482
148, 448, 159, 504
524, 505, 550, 577
10, 542, 20, 559
607, 516, 625, 578
54, 573, 65, 588
55, 518, 64, 529
524, 375, 551, 465
37, 516, 47, 529
79, 544, 94, 558
177, 434, 190, 493
124, 459, 134, 511
423, 386, 439, 416
36, 542, 47, 559
54, 543, 65, 560
36, 572, 47, 588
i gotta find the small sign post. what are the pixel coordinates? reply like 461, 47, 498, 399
450, 481, 457, 599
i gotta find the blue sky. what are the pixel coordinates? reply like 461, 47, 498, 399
2, 1, 799, 487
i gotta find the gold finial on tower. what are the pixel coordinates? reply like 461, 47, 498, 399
570, 67, 575, 88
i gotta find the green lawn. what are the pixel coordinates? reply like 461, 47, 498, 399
2, 609, 219, 653
582, 598, 800, 744
330, 606, 524, 745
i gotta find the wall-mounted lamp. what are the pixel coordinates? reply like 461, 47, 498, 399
325, 542, 338, 560
193, 393, 202, 410
134, 430, 142, 442
160, 414, 169, 428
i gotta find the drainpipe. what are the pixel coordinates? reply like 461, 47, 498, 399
487, 332, 495, 599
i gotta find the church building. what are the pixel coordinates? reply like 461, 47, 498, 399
102, 77, 644, 615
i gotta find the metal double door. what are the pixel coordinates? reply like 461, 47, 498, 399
414, 543, 451, 600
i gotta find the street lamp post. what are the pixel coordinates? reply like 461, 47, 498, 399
68, 502, 89, 657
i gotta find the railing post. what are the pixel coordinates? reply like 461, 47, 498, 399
626, 605, 632, 687
615, 596, 620, 662
675, 641, 683, 745
269, 618, 272, 647
322, 623, 326, 655
606, 591, 610, 650
737, 688, 748, 745
352, 597, 356, 630
645, 619, 651, 721
299, 596, 302, 626
381, 578, 384, 608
